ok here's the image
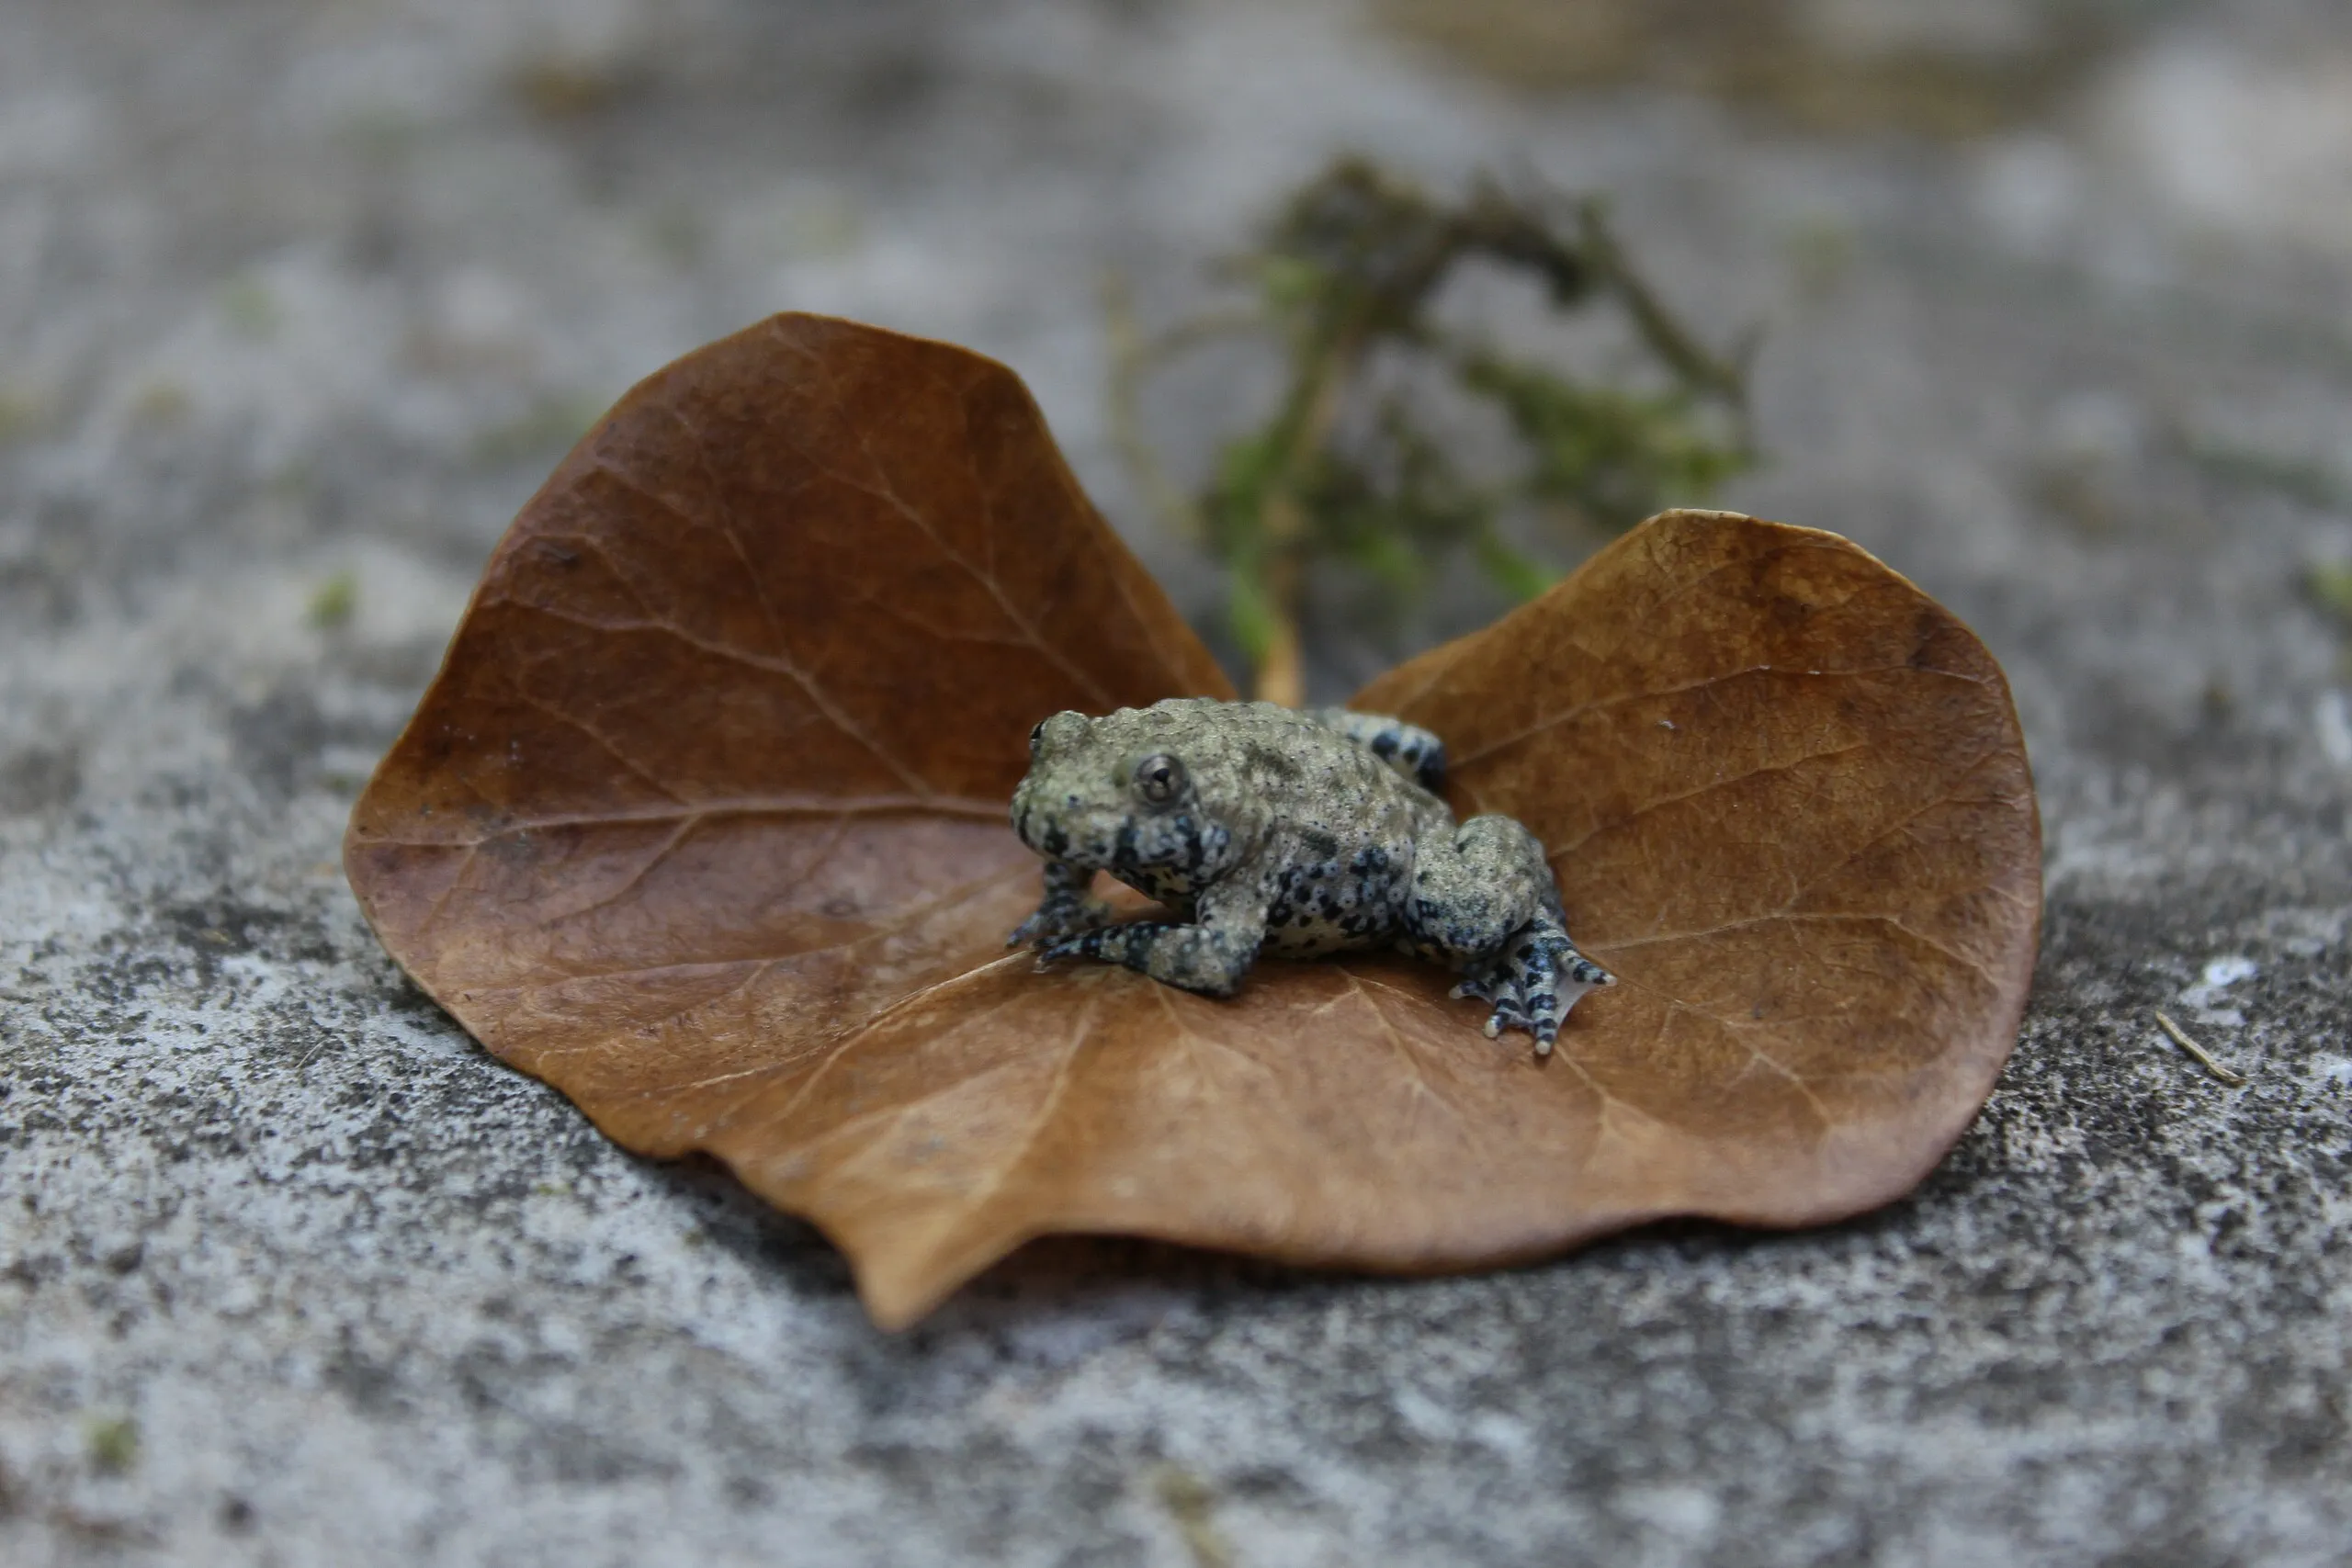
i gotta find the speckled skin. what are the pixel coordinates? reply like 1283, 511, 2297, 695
1008, 698, 1614, 1053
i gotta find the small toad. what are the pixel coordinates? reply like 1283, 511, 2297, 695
1008, 698, 1613, 1053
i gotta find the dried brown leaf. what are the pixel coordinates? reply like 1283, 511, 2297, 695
347, 314, 2041, 1328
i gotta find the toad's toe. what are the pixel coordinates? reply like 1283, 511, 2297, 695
1565, 953, 1616, 988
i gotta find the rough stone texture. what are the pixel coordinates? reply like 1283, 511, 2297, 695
4, 1, 2349, 1563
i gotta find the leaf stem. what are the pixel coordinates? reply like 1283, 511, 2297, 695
1250, 323, 1365, 705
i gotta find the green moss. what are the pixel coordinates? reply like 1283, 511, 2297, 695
1150, 1464, 1232, 1568
2306, 564, 2352, 624
130, 379, 193, 426
307, 570, 357, 630
85, 1415, 139, 1473
469, 391, 607, 466
0, 388, 50, 444
219, 277, 281, 341
2189, 441, 2348, 512
1460, 353, 1751, 530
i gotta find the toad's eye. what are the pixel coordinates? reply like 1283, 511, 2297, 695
1028, 719, 1046, 756
1133, 753, 1186, 805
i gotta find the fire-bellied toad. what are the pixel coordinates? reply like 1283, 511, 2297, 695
1008, 698, 1613, 1053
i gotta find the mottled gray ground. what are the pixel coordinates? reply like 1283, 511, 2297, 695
5, 1, 2350, 1563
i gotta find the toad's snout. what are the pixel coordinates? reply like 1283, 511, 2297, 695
1010, 784, 1087, 855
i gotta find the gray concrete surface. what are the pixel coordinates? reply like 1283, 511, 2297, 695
4, 1, 2350, 1562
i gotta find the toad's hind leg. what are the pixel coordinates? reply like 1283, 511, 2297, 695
1405, 815, 1614, 1055
1308, 708, 1446, 793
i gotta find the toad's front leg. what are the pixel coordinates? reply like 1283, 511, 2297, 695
1008, 858, 1114, 948
1033, 879, 1272, 996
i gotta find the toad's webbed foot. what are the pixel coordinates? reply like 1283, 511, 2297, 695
1450, 918, 1615, 1055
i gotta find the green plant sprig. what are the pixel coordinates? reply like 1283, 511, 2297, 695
1111, 156, 1756, 705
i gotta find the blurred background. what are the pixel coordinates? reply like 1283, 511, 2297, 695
5, 2, 2351, 1564
6, 0, 2350, 711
